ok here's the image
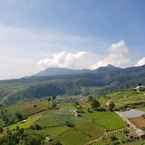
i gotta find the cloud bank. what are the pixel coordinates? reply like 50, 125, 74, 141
0, 25, 104, 79
90, 40, 130, 69
0, 24, 145, 79
38, 40, 130, 70
38, 51, 99, 69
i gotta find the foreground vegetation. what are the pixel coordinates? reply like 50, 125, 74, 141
0, 88, 145, 145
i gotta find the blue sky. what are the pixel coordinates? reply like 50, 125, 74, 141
0, 0, 145, 79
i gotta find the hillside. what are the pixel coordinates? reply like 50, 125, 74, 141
0, 65, 145, 104
0, 90, 145, 145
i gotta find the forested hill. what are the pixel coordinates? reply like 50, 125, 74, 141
0, 64, 145, 104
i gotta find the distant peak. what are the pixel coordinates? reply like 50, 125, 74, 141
106, 64, 116, 68
99, 64, 119, 69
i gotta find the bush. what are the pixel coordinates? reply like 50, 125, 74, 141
15, 112, 26, 121
30, 124, 42, 130
65, 121, 75, 128
110, 136, 118, 141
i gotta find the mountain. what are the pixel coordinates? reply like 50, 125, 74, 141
34, 67, 90, 77
34, 65, 122, 77
1, 64, 145, 104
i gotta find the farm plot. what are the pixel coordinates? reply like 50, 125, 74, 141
35, 111, 125, 145
88, 112, 126, 130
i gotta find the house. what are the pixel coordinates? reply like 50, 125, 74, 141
73, 110, 81, 117
134, 84, 145, 92
44, 136, 52, 143
21, 119, 27, 123
128, 129, 145, 140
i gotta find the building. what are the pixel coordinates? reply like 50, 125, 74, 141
128, 129, 145, 140
73, 110, 81, 117
134, 84, 145, 92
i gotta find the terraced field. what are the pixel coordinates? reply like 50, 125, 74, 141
4, 101, 125, 145
2, 90, 145, 145
99, 90, 145, 108
28, 107, 125, 145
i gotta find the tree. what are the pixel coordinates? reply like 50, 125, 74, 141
51, 96, 56, 101
47, 96, 51, 102
106, 100, 115, 111
74, 101, 82, 110
91, 100, 100, 110
0, 127, 3, 133
88, 96, 94, 102
15, 112, 25, 121
30, 124, 42, 130
48, 96, 57, 109
65, 120, 75, 128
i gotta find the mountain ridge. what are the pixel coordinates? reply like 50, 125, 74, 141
0, 64, 145, 104
34, 67, 90, 77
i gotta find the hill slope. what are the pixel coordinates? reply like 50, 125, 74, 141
0, 65, 145, 104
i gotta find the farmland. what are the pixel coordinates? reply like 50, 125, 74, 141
98, 89, 145, 108
7, 104, 125, 145
0, 89, 145, 145
0, 99, 126, 145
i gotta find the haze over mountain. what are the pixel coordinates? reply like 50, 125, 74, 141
35, 67, 90, 77
33, 64, 124, 78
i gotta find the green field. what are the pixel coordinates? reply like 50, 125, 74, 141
35, 112, 125, 145
98, 89, 145, 108
9, 112, 43, 130
1, 89, 145, 145
2, 100, 126, 145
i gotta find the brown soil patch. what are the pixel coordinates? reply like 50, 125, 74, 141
129, 117, 145, 129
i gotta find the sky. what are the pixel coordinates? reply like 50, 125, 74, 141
0, 0, 145, 79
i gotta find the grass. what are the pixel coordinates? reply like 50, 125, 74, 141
9, 112, 43, 130
1, 88, 145, 145
98, 89, 145, 108
3, 95, 128, 145
93, 132, 127, 145
6, 99, 49, 116
87, 112, 126, 130
34, 106, 125, 145
58, 129, 89, 145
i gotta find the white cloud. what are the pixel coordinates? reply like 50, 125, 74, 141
38, 51, 99, 69
0, 24, 134, 79
38, 40, 130, 70
90, 40, 130, 69
136, 57, 145, 66
0, 25, 105, 79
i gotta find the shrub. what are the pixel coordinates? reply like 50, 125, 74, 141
30, 124, 42, 130
65, 121, 75, 128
